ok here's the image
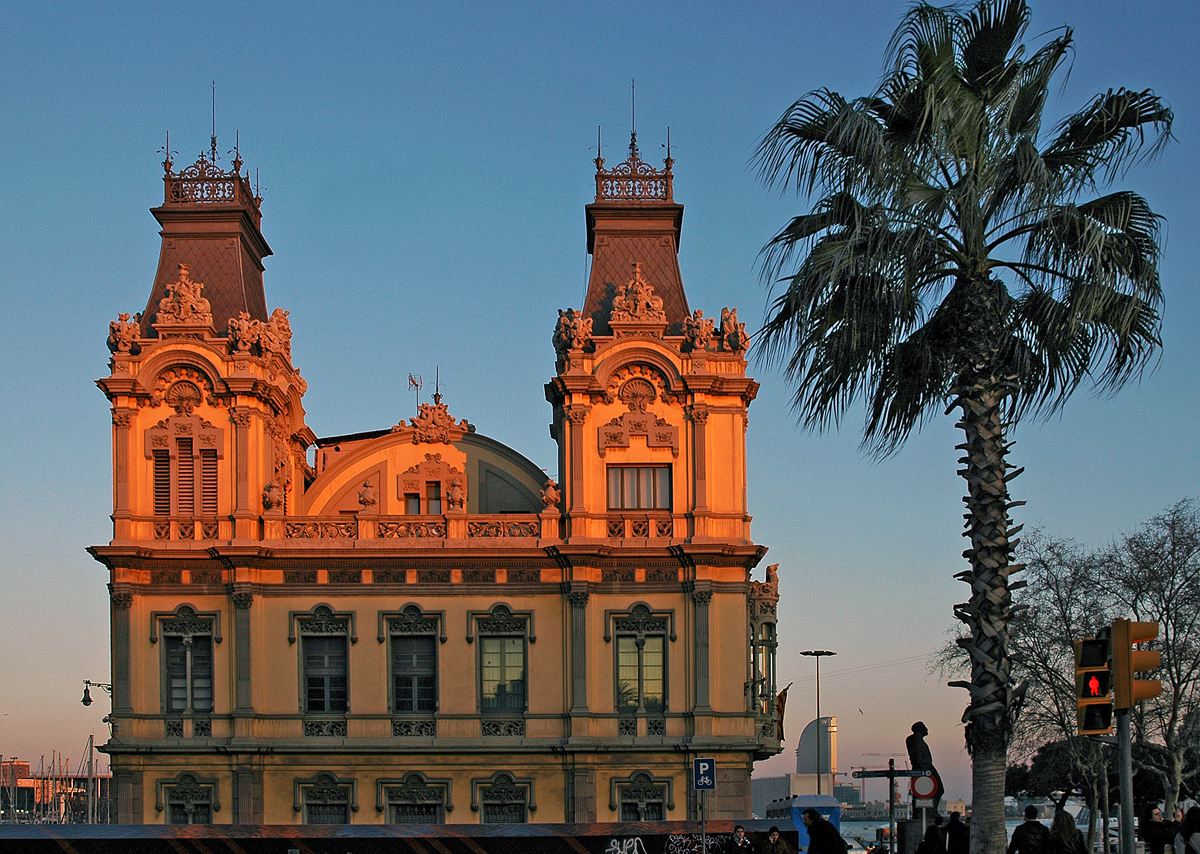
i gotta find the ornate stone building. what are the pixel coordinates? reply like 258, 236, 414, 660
90, 134, 782, 825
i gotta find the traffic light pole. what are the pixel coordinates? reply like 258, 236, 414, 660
1117, 709, 1134, 854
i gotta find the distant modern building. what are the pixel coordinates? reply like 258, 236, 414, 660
750, 716, 838, 816
89, 133, 784, 824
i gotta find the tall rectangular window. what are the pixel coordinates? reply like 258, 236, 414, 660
200, 450, 218, 515
426, 481, 442, 514
304, 636, 348, 713
176, 438, 195, 515
616, 635, 664, 712
153, 450, 171, 516
480, 636, 525, 712
392, 636, 436, 713
607, 466, 671, 510
165, 635, 213, 713
405, 493, 421, 515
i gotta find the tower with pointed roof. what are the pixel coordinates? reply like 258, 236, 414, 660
91, 131, 781, 827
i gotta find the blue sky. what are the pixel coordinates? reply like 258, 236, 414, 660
1, 1, 1196, 801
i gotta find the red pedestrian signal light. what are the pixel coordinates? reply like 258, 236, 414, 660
1075, 635, 1113, 735
1112, 619, 1161, 710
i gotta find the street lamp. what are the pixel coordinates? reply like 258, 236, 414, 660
800, 650, 836, 794
80, 680, 112, 707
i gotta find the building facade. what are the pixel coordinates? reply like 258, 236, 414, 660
90, 135, 782, 825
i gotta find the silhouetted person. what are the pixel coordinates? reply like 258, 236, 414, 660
1008, 806, 1050, 854
945, 811, 969, 854
916, 824, 947, 854
1048, 810, 1086, 854
802, 807, 848, 854
905, 721, 945, 815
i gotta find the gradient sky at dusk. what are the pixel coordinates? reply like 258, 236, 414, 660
1, 2, 1196, 801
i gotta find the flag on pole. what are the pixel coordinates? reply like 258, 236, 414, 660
775, 682, 792, 741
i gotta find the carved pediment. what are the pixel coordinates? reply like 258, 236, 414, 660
393, 402, 469, 445
598, 410, 679, 457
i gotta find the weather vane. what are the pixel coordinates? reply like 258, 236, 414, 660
408, 373, 423, 415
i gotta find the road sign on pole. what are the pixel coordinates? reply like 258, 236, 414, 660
693, 758, 716, 790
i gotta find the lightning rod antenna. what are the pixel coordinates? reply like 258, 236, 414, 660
210, 81, 218, 162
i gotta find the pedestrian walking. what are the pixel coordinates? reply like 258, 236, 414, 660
801, 807, 848, 854
1007, 806, 1050, 854
945, 811, 969, 854
1048, 811, 1086, 854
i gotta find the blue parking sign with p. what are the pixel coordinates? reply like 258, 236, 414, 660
693, 758, 716, 790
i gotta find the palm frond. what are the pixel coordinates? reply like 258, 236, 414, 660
1042, 89, 1174, 185
960, 0, 1028, 97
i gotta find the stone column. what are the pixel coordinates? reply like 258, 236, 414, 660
565, 405, 590, 538
688, 405, 709, 512
110, 586, 133, 715
568, 587, 590, 716
691, 585, 713, 714
111, 409, 134, 537
231, 589, 254, 730
230, 408, 254, 539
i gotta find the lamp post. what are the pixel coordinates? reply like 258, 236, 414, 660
800, 650, 836, 794
80, 680, 113, 824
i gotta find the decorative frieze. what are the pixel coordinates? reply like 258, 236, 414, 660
285, 521, 357, 539
304, 720, 347, 737
467, 520, 538, 538
379, 521, 446, 538
392, 719, 436, 738
481, 719, 525, 738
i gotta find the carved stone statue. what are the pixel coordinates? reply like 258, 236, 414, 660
610, 263, 666, 323
905, 721, 945, 815
553, 308, 593, 354
540, 479, 561, 507
228, 311, 258, 353
683, 309, 714, 351
721, 307, 750, 352
157, 264, 212, 326
262, 308, 292, 357
107, 312, 141, 353
357, 480, 377, 509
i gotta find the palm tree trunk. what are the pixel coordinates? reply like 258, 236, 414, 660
951, 379, 1023, 854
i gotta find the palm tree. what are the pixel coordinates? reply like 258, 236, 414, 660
753, 0, 1171, 848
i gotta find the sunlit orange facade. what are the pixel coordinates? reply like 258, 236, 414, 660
91, 135, 782, 825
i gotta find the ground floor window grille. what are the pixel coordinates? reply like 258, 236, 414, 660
474, 771, 532, 824
612, 771, 672, 821
296, 772, 355, 825
158, 772, 217, 825
392, 802, 440, 824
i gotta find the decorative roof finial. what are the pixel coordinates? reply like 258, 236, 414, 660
433, 366, 442, 406
230, 129, 243, 174
594, 125, 603, 172
629, 78, 638, 159
159, 130, 176, 175
210, 81, 219, 164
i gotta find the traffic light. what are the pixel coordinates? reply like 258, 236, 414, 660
1075, 632, 1113, 735
1112, 619, 1161, 710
